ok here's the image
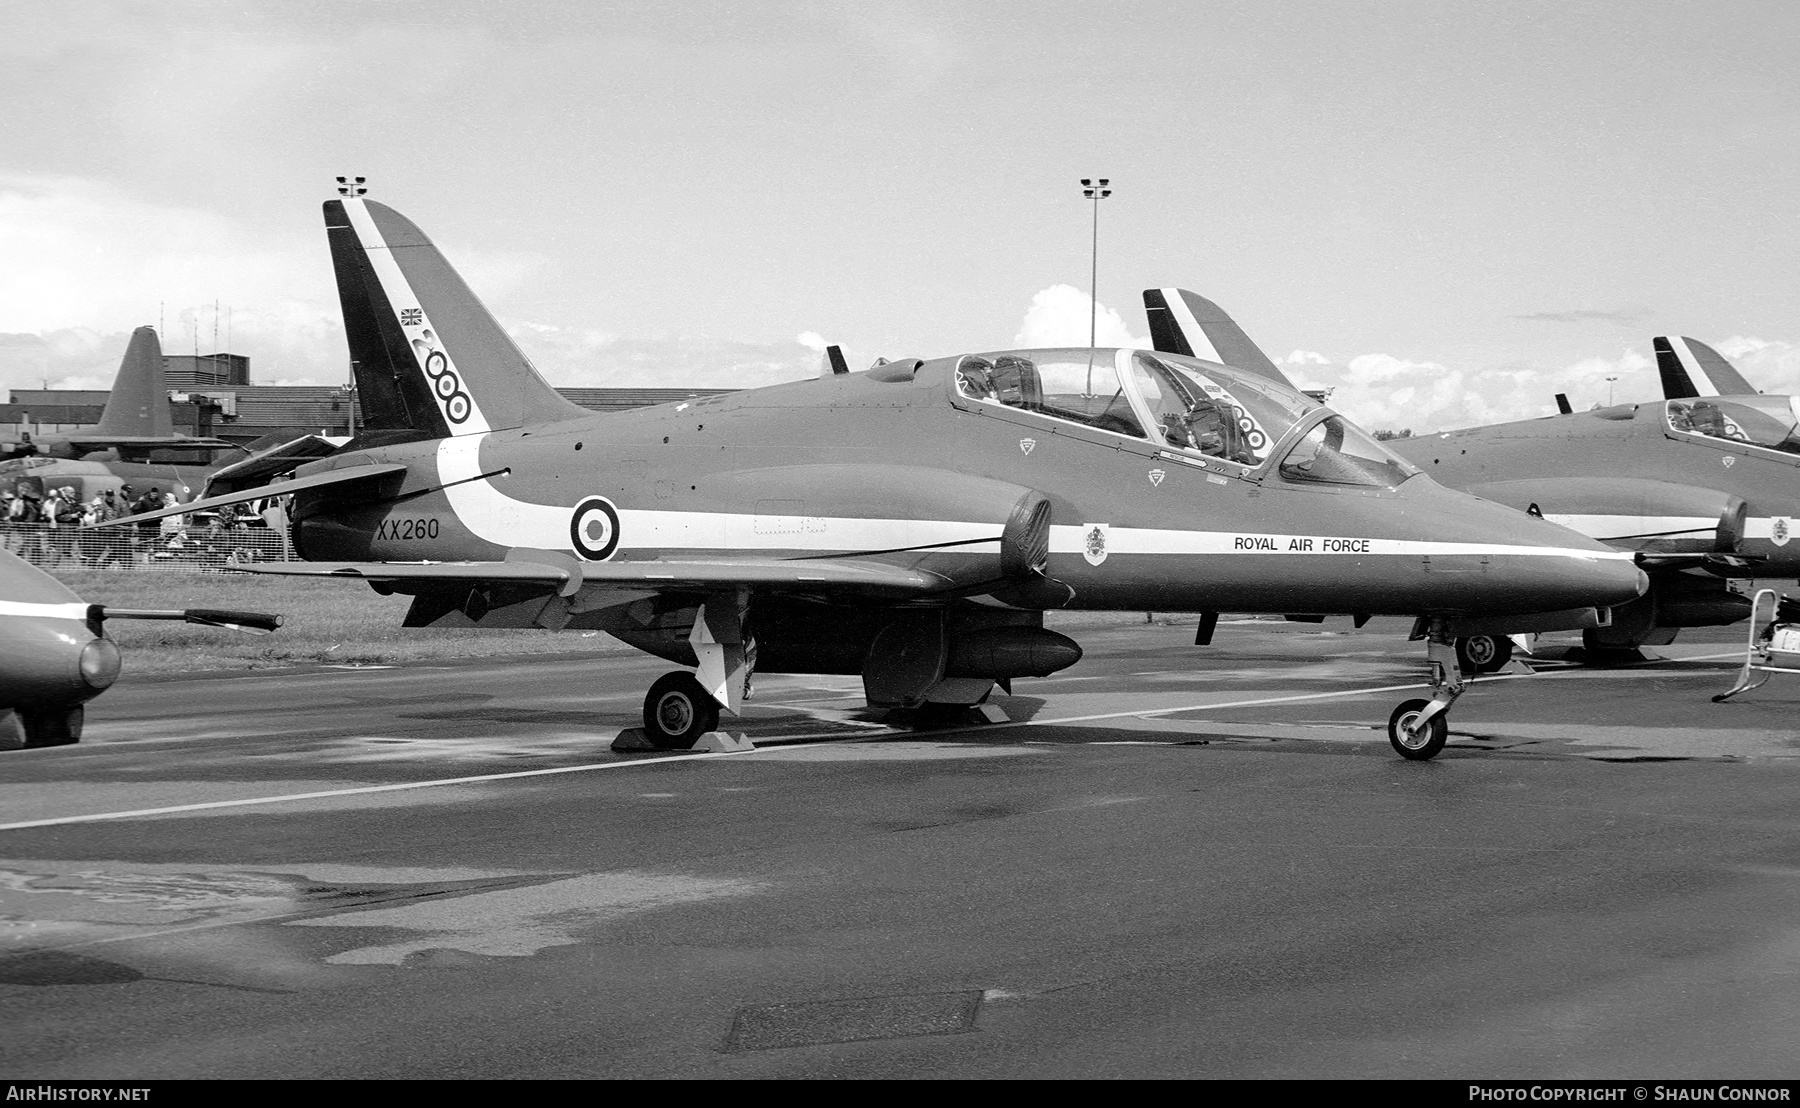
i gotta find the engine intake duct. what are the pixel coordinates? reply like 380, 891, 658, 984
943, 627, 1081, 679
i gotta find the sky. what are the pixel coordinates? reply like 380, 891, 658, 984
2, 0, 1797, 434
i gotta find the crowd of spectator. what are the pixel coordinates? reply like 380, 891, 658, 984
0, 485, 284, 568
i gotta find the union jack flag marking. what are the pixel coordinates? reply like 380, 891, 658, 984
400, 308, 423, 327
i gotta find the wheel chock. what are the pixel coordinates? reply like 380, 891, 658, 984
693, 731, 755, 753
1498, 659, 1536, 675
971, 704, 1010, 724
610, 727, 658, 752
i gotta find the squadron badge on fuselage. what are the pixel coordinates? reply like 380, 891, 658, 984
1083, 523, 1109, 566
1774, 517, 1791, 547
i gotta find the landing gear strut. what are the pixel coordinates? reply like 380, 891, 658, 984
1388, 623, 1465, 761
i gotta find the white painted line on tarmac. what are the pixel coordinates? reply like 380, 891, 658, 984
9, 650, 1746, 832
0, 748, 759, 832
1024, 681, 1434, 728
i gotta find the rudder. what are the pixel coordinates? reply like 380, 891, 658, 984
94, 327, 173, 438
1142, 288, 1296, 388
1653, 335, 1757, 398
324, 198, 587, 436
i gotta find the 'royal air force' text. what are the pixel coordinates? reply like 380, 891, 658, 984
1234, 535, 1372, 554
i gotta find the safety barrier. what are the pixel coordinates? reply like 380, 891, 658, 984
0, 521, 296, 570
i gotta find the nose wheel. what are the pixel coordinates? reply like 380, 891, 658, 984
1388, 626, 1467, 760
1388, 699, 1448, 759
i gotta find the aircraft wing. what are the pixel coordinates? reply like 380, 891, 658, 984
89, 462, 407, 527
203, 434, 344, 496
58, 434, 238, 451
234, 557, 946, 596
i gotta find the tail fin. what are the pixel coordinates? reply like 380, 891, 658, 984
1653, 336, 1757, 398
324, 198, 587, 437
93, 327, 173, 438
1142, 288, 1296, 388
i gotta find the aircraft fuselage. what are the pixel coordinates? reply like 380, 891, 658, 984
289, 357, 1641, 641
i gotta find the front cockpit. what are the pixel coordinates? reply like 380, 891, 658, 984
953, 347, 1420, 489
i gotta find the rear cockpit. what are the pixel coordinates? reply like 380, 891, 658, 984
1665, 396, 1800, 458
951, 347, 1419, 488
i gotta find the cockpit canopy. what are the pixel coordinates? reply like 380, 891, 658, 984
954, 347, 1419, 488
1665, 396, 1800, 457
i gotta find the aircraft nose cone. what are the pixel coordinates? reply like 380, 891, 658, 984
1417, 482, 1647, 616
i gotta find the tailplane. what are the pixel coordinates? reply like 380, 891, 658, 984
1653, 336, 1757, 398
324, 198, 587, 437
93, 327, 174, 438
1142, 288, 1296, 388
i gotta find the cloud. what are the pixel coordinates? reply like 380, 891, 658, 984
1315, 347, 1657, 434
1012, 285, 1147, 349
1713, 336, 1800, 394
1281, 349, 1331, 366
505, 321, 824, 389
0, 175, 347, 392
1511, 308, 1651, 324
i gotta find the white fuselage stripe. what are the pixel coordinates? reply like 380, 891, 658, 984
341, 200, 491, 435
1545, 514, 1718, 541
0, 600, 88, 620
1045, 525, 1631, 561
1546, 513, 1791, 546
430, 435, 1632, 562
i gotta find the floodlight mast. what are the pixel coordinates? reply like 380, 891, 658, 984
1080, 178, 1111, 349
335, 176, 368, 197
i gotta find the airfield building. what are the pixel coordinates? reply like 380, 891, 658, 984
3, 358, 734, 447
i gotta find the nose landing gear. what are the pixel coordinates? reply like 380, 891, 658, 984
1388, 626, 1466, 760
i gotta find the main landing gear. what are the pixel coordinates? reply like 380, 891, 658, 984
1388, 623, 1467, 761
643, 672, 720, 750
1454, 633, 1513, 675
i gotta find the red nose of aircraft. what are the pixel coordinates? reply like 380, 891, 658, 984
1, 549, 119, 748
1401, 478, 1647, 618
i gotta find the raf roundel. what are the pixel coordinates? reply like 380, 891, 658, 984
570, 496, 622, 561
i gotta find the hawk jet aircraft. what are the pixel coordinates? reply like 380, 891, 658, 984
1144, 288, 1800, 667
0, 546, 280, 748
102, 199, 1644, 760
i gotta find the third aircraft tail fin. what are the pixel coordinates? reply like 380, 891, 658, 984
1653, 336, 1757, 399
324, 198, 587, 438
1142, 288, 1296, 389
93, 326, 174, 439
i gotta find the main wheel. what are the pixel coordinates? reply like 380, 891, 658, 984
643, 672, 719, 750
1455, 634, 1512, 674
1387, 698, 1447, 760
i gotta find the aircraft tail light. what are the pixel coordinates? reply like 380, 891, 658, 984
79, 638, 121, 691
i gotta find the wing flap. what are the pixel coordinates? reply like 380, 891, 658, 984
203, 434, 344, 496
